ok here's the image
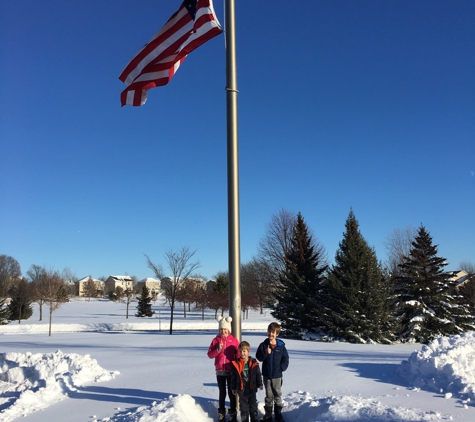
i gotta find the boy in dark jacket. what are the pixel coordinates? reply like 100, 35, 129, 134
256, 322, 289, 422
231, 341, 263, 422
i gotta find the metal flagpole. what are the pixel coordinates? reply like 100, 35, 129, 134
224, 0, 241, 341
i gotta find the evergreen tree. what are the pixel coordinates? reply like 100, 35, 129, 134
325, 210, 396, 344
395, 225, 474, 343
8, 279, 33, 323
0, 298, 10, 324
136, 286, 154, 317
271, 213, 328, 338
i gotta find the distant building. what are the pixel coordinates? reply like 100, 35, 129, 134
206, 279, 217, 291
192, 278, 207, 290
135, 277, 161, 296
104, 275, 134, 295
449, 270, 474, 289
75, 276, 104, 297
160, 276, 207, 292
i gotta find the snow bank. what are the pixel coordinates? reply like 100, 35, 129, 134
0, 350, 119, 422
0, 321, 268, 335
399, 331, 475, 401
101, 394, 215, 422
99, 392, 448, 422
282, 391, 447, 421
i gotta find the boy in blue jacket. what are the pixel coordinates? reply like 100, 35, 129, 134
256, 322, 289, 422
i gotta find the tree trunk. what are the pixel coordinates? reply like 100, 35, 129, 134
39, 302, 43, 321
169, 302, 174, 335
49, 307, 53, 337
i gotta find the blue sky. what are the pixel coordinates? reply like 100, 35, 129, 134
1, 0, 474, 281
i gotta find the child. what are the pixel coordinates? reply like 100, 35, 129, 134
256, 322, 289, 422
231, 341, 263, 422
207, 316, 240, 422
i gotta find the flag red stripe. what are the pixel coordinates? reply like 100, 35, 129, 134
119, 0, 222, 107
119, 6, 193, 85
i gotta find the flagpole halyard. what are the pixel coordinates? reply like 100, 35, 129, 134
224, 0, 241, 341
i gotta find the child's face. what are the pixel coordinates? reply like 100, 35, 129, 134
240, 348, 250, 360
267, 330, 278, 341
219, 328, 229, 338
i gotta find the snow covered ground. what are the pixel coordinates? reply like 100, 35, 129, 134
1, 298, 475, 421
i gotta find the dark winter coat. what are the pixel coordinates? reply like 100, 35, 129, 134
256, 338, 289, 379
230, 356, 263, 393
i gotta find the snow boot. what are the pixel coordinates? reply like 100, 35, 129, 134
228, 409, 238, 422
218, 408, 226, 421
240, 411, 250, 422
259, 405, 273, 422
274, 405, 285, 422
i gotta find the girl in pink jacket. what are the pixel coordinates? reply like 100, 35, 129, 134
207, 316, 240, 422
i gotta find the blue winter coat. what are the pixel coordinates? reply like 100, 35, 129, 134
256, 338, 289, 379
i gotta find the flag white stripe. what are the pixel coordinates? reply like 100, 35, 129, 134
122, 7, 192, 85
119, 0, 222, 106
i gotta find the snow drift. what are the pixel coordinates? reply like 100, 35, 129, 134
0, 350, 119, 422
399, 331, 475, 402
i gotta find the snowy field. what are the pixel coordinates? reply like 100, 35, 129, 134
1, 298, 475, 422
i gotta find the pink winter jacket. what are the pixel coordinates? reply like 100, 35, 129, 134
207, 334, 240, 374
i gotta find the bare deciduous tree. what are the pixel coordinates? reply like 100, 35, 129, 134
459, 261, 475, 273
124, 288, 134, 319
0, 255, 22, 297
384, 227, 417, 277
194, 285, 209, 320
177, 278, 199, 318
36, 270, 69, 336
241, 258, 275, 314
27, 264, 48, 321
146, 246, 200, 334
257, 208, 296, 277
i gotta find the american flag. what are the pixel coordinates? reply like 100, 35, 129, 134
119, 0, 222, 107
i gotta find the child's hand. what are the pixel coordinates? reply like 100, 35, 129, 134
259, 385, 263, 390
218, 342, 223, 352
232, 390, 236, 395
267, 346, 271, 354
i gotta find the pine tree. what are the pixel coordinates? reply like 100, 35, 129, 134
0, 298, 10, 324
395, 225, 474, 343
136, 286, 154, 317
271, 213, 328, 338
325, 210, 396, 343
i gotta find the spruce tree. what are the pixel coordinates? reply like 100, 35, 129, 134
271, 213, 328, 338
325, 210, 396, 343
0, 298, 10, 324
136, 286, 154, 317
395, 225, 473, 343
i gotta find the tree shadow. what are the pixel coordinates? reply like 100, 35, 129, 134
340, 362, 410, 388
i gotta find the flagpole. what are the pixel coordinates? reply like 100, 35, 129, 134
224, 0, 241, 341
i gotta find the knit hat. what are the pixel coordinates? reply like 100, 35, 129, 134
218, 316, 232, 332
